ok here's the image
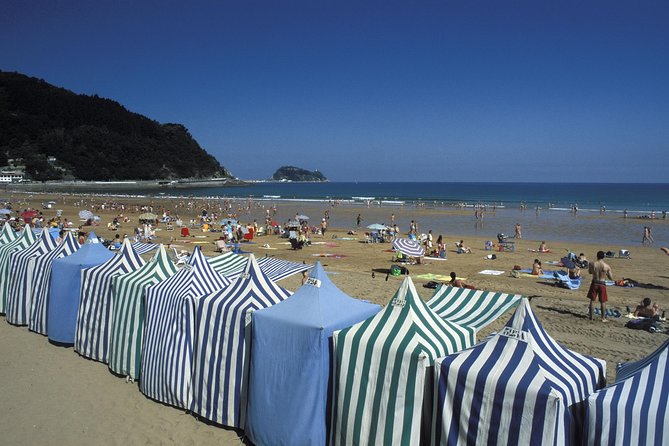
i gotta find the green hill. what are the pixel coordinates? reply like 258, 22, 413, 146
0, 71, 231, 181
272, 166, 327, 182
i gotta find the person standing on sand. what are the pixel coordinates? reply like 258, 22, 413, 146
587, 251, 614, 322
514, 223, 522, 239
356, 214, 362, 227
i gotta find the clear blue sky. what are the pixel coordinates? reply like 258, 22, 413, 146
2, 1, 668, 182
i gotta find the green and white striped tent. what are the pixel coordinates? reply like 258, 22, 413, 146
108, 245, 177, 380
427, 285, 523, 332
0, 224, 36, 314
332, 276, 476, 446
0, 223, 18, 245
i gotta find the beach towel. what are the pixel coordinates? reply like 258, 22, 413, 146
311, 253, 347, 259
518, 269, 556, 279
527, 249, 551, 253
414, 273, 466, 282
478, 270, 505, 276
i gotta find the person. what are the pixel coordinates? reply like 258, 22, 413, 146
356, 214, 362, 227
661, 247, 669, 255
449, 272, 476, 289
531, 259, 544, 275
301, 270, 308, 285
587, 250, 614, 322
320, 218, 327, 237
425, 230, 433, 252
514, 223, 522, 239
575, 253, 589, 268
539, 241, 548, 252
568, 266, 581, 279
437, 235, 445, 258
634, 297, 660, 318
456, 240, 472, 254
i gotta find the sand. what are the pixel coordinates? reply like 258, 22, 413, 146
1, 190, 667, 445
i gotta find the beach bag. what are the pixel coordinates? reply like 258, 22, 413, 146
390, 265, 402, 276
511, 270, 521, 278
423, 281, 439, 289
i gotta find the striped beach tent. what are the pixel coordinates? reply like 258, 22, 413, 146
140, 246, 230, 410
246, 262, 381, 446
427, 285, 523, 331
0, 224, 36, 314
0, 222, 18, 245
208, 251, 311, 282
584, 338, 669, 445
5, 228, 57, 325
191, 254, 291, 428
131, 241, 159, 255
48, 232, 115, 344
74, 239, 145, 363
28, 231, 80, 335
108, 245, 178, 380
332, 276, 475, 446
433, 298, 606, 445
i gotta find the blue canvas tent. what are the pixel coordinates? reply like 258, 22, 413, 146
191, 254, 291, 428
74, 239, 145, 363
433, 299, 606, 445
140, 246, 230, 410
28, 232, 80, 334
245, 262, 381, 446
5, 228, 57, 325
584, 338, 669, 445
47, 232, 115, 344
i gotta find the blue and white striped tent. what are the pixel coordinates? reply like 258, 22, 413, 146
28, 231, 80, 335
0, 224, 36, 314
140, 246, 230, 410
584, 338, 669, 445
131, 242, 159, 255
48, 232, 115, 344
332, 276, 475, 446
191, 254, 291, 428
108, 245, 178, 380
208, 251, 311, 282
428, 285, 523, 332
5, 228, 57, 325
433, 298, 606, 445
74, 239, 145, 363
246, 262, 381, 446
0, 223, 18, 245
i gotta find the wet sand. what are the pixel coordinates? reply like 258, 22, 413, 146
1, 191, 667, 445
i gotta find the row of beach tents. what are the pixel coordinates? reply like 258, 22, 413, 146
0, 222, 667, 445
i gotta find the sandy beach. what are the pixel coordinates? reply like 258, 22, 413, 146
1, 190, 668, 445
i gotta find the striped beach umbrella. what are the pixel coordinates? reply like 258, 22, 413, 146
0, 223, 18, 245
28, 232, 80, 334
427, 285, 523, 332
392, 237, 425, 257
5, 228, 58, 325
191, 254, 291, 428
246, 262, 381, 446
108, 245, 178, 380
74, 239, 145, 363
140, 246, 230, 410
332, 276, 475, 446
433, 299, 606, 445
0, 224, 36, 314
131, 242, 159, 255
209, 250, 311, 282
47, 232, 115, 344
584, 338, 669, 445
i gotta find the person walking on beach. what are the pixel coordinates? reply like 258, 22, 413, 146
356, 214, 362, 227
587, 251, 614, 322
642, 226, 654, 245
514, 223, 522, 239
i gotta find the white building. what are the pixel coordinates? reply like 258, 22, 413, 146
0, 171, 24, 183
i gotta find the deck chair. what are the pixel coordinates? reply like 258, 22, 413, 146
553, 270, 581, 290
172, 248, 190, 266
181, 227, 190, 237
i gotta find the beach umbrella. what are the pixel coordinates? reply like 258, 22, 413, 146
79, 209, 94, 220
366, 223, 389, 231
392, 238, 425, 257
20, 209, 39, 219
138, 212, 157, 222
0, 209, 12, 215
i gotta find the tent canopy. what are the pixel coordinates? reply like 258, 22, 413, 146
0, 224, 37, 313
246, 262, 381, 446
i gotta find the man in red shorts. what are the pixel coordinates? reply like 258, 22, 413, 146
587, 250, 614, 322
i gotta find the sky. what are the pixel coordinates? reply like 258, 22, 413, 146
2, 1, 668, 182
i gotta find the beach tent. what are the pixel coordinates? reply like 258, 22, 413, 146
0, 224, 36, 314
191, 254, 291, 428
0, 222, 18, 245
245, 262, 381, 446
5, 228, 57, 325
47, 232, 115, 344
131, 242, 159, 255
427, 285, 523, 331
331, 276, 475, 446
208, 250, 311, 281
584, 338, 669, 445
28, 232, 80, 335
433, 299, 606, 445
108, 245, 178, 380
74, 239, 145, 363
140, 246, 230, 410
